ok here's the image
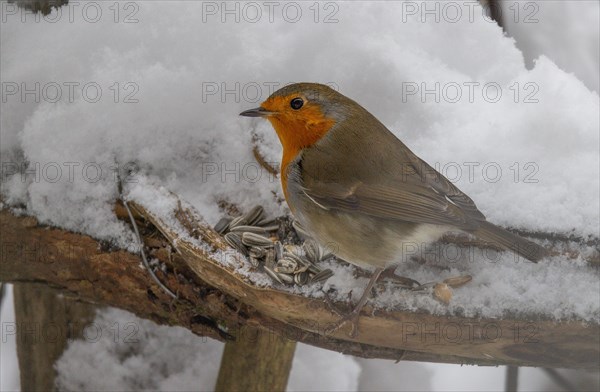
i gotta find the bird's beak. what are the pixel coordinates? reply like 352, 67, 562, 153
239, 107, 274, 118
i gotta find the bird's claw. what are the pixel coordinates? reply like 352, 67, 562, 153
323, 291, 362, 338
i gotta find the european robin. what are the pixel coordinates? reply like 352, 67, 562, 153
240, 83, 547, 336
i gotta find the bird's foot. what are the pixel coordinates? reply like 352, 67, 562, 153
323, 267, 385, 338
325, 308, 363, 338
323, 293, 364, 338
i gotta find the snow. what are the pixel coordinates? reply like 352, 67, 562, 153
1, 1, 598, 240
1, 0, 599, 391
126, 177, 600, 323
53, 307, 361, 391
54, 308, 222, 391
501, 1, 600, 93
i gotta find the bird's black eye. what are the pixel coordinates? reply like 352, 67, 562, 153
290, 97, 304, 110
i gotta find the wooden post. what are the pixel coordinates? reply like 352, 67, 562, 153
215, 326, 297, 392
13, 284, 97, 392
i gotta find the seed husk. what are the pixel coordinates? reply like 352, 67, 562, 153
294, 272, 309, 285
241, 232, 274, 248
244, 205, 266, 226
274, 241, 284, 260
295, 264, 311, 274
229, 215, 245, 229
249, 246, 266, 259
303, 239, 322, 262
282, 251, 307, 267
264, 266, 284, 284
256, 218, 279, 231
224, 232, 248, 256
274, 257, 298, 274
284, 244, 303, 255
214, 217, 232, 234
230, 225, 269, 236
308, 264, 322, 274
310, 268, 334, 283
433, 283, 453, 304
277, 272, 294, 284
321, 248, 335, 261
443, 275, 472, 288
264, 249, 276, 269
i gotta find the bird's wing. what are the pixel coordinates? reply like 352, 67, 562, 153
294, 112, 486, 230
399, 149, 486, 224
298, 143, 486, 230
302, 178, 482, 230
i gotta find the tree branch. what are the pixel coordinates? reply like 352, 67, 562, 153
1, 203, 598, 369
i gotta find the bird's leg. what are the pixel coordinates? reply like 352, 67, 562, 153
380, 265, 421, 289
325, 267, 385, 338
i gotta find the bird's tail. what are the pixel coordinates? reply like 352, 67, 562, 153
474, 221, 547, 262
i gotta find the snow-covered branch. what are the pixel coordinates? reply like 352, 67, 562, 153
1, 196, 598, 369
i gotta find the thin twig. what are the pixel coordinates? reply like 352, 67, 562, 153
123, 199, 177, 299
115, 161, 177, 299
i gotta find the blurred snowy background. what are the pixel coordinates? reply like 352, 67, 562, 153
1, 0, 599, 390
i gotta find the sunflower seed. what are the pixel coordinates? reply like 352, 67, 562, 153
277, 272, 294, 284
308, 264, 322, 274
229, 215, 245, 229
214, 217, 232, 234
224, 232, 248, 256
294, 272, 309, 285
310, 268, 333, 283
282, 251, 306, 266
264, 266, 283, 284
321, 248, 335, 261
443, 275, 472, 288
285, 253, 314, 271
295, 264, 311, 274
261, 224, 280, 232
274, 241, 284, 260
256, 218, 279, 231
303, 240, 322, 262
230, 225, 269, 236
244, 205, 266, 226
241, 232, 274, 248
249, 246, 266, 259
264, 249, 276, 269
274, 257, 298, 274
